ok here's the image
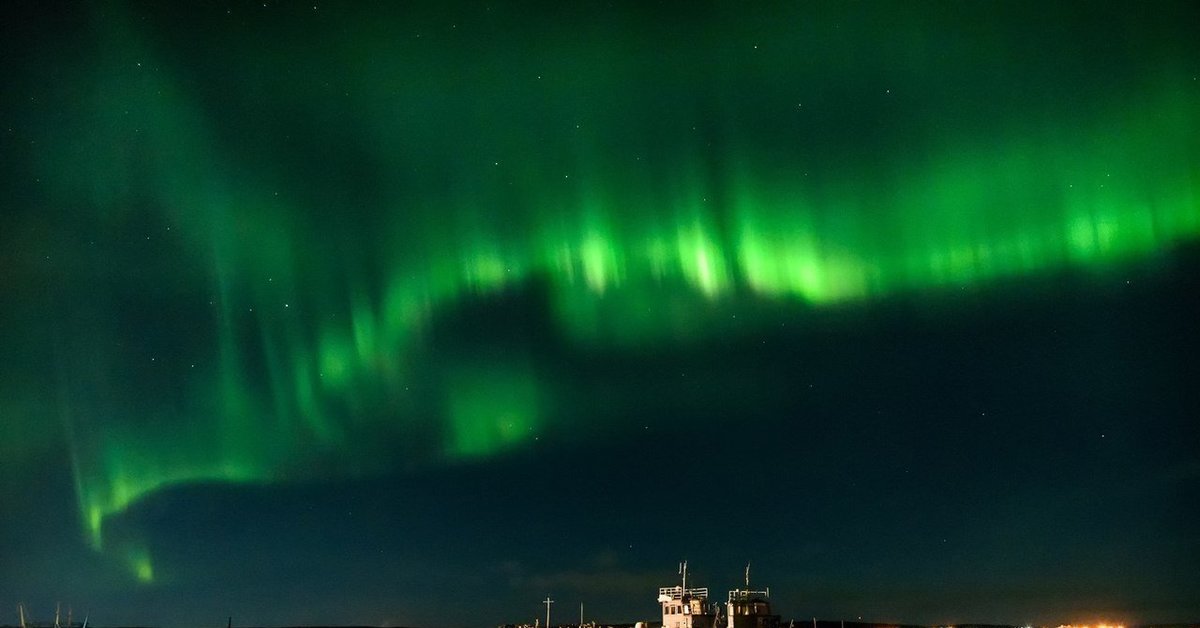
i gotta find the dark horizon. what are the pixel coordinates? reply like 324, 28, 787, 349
5, 621, 1200, 628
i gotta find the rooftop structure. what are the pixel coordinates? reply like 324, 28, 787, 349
658, 563, 780, 628
659, 563, 718, 628
724, 588, 779, 628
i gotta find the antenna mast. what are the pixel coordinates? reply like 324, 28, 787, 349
543, 597, 554, 628
745, 562, 751, 588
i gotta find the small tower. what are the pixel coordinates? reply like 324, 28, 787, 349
658, 562, 718, 628
725, 564, 780, 628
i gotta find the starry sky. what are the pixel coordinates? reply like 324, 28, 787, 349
1, 1, 1198, 626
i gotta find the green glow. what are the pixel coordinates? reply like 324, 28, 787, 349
68, 87, 1198, 550
126, 545, 155, 584
445, 365, 542, 459
21, 2, 1199, 579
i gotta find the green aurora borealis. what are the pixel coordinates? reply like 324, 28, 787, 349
2, 0, 1199, 622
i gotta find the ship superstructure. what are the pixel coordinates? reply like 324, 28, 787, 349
658, 562, 718, 628
724, 565, 780, 628
657, 563, 781, 628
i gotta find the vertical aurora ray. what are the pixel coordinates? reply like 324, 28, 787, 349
17, 1, 1198, 580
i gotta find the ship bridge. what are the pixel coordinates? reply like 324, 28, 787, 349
724, 588, 779, 628
659, 564, 717, 628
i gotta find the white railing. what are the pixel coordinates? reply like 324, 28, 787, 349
727, 589, 770, 601
659, 586, 710, 600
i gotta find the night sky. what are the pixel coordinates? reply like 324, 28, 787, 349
2, 1, 1198, 626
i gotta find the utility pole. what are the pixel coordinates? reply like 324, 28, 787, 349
579, 602, 584, 626
544, 597, 554, 628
